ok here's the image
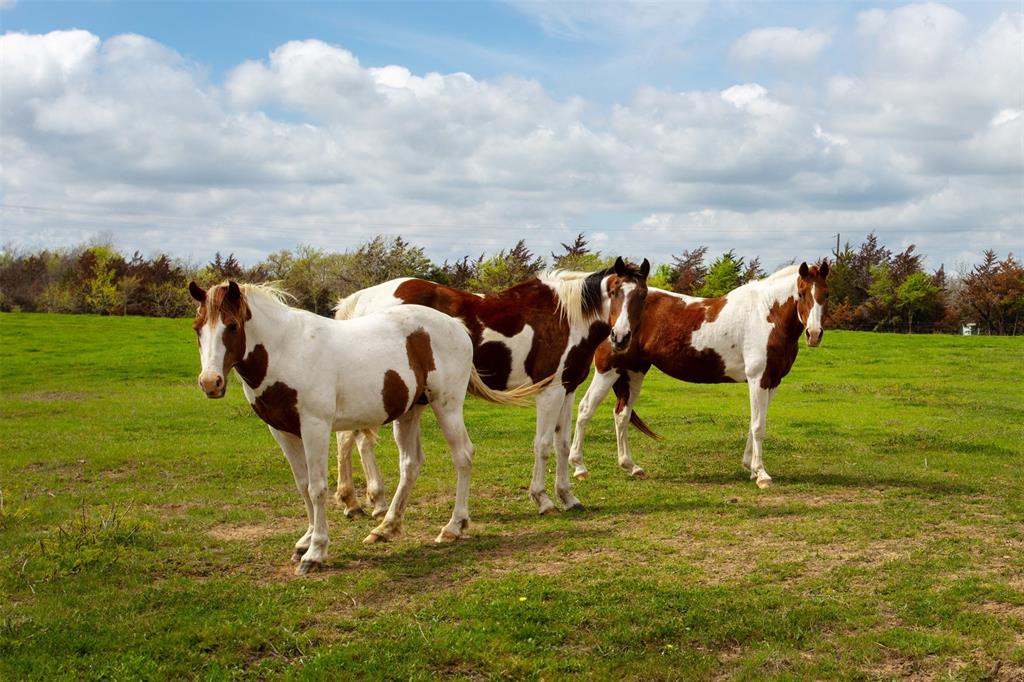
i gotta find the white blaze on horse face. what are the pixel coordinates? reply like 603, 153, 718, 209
805, 284, 824, 347
609, 282, 637, 352
197, 315, 228, 397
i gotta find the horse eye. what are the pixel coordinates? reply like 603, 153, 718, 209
226, 322, 238, 332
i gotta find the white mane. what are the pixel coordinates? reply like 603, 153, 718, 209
763, 264, 801, 281
541, 269, 604, 329
237, 282, 296, 308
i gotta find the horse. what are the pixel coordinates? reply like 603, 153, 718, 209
188, 280, 545, 575
569, 260, 830, 489
332, 257, 650, 516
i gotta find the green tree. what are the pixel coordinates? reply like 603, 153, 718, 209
697, 250, 743, 297
469, 240, 544, 293
866, 262, 898, 330
896, 272, 940, 332
647, 263, 674, 290
82, 246, 121, 315
551, 233, 613, 272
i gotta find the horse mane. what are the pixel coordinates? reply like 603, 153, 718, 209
237, 282, 296, 307
541, 268, 610, 329
762, 264, 801, 281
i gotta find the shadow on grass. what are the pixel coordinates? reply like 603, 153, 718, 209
665, 470, 981, 495
317, 525, 616, 584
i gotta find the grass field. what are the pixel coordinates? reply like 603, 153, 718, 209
1, 312, 1023, 680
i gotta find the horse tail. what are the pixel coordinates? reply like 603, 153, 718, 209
467, 368, 555, 406
629, 409, 661, 440
333, 290, 362, 320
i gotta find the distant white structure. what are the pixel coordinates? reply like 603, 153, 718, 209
962, 323, 978, 336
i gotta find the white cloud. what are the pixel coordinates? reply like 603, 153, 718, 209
730, 27, 833, 66
1, 9, 1021, 269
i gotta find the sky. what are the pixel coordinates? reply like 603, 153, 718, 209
1, 1, 1021, 271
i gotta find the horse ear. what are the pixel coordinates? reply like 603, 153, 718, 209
613, 256, 627, 276
819, 260, 830, 278
227, 281, 242, 301
639, 258, 651, 278
188, 281, 206, 302
798, 262, 810, 279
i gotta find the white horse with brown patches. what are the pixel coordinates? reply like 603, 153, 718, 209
332, 258, 650, 516
189, 281, 542, 575
569, 261, 830, 489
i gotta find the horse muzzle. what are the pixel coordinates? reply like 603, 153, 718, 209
199, 371, 227, 399
805, 329, 823, 347
610, 331, 631, 353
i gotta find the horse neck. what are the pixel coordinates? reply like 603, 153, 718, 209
756, 275, 804, 335
243, 293, 298, 351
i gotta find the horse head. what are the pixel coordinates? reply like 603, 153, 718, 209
796, 260, 830, 347
607, 256, 650, 353
189, 280, 251, 398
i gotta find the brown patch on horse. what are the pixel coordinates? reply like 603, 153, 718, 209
235, 344, 269, 388
561, 321, 612, 391
250, 382, 301, 436
394, 277, 571, 390
761, 297, 802, 390
612, 370, 631, 414
405, 328, 436, 403
627, 293, 733, 383
381, 370, 410, 424
703, 296, 727, 323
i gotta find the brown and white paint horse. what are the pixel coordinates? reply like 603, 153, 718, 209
569, 260, 830, 489
333, 257, 650, 515
189, 281, 540, 575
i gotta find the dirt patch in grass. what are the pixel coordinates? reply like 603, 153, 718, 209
208, 519, 300, 541
15, 390, 91, 402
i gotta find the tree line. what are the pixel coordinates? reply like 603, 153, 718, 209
1, 233, 1020, 334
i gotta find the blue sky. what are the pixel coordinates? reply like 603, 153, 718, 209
1, 1, 1021, 268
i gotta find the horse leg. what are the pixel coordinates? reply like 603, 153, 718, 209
296, 418, 332, 575
746, 383, 776, 489
613, 371, 648, 478
742, 431, 754, 471
433, 401, 475, 542
269, 426, 315, 563
554, 392, 584, 511
569, 368, 617, 480
530, 387, 564, 515
364, 407, 425, 543
334, 431, 365, 518
354, 429, 389, 519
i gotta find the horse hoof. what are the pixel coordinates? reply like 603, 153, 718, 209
363, 531, 389, 544
295, 560, 321, 576
435, 529, 460, 543
344, 507, 366, 520
291, 548, 307, 563
631, 468, 648, 479
566, 502, 585, 512
539, 506, 559, 516
756, 478, 772, 490
574, 470, 589, 481
371, 508, 388, 520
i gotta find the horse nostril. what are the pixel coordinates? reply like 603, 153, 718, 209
215, 376, 223, 388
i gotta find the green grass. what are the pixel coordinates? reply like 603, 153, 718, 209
1, 312, 1022, 680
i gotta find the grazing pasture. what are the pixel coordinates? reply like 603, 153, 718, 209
1, 312, 1022, 680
